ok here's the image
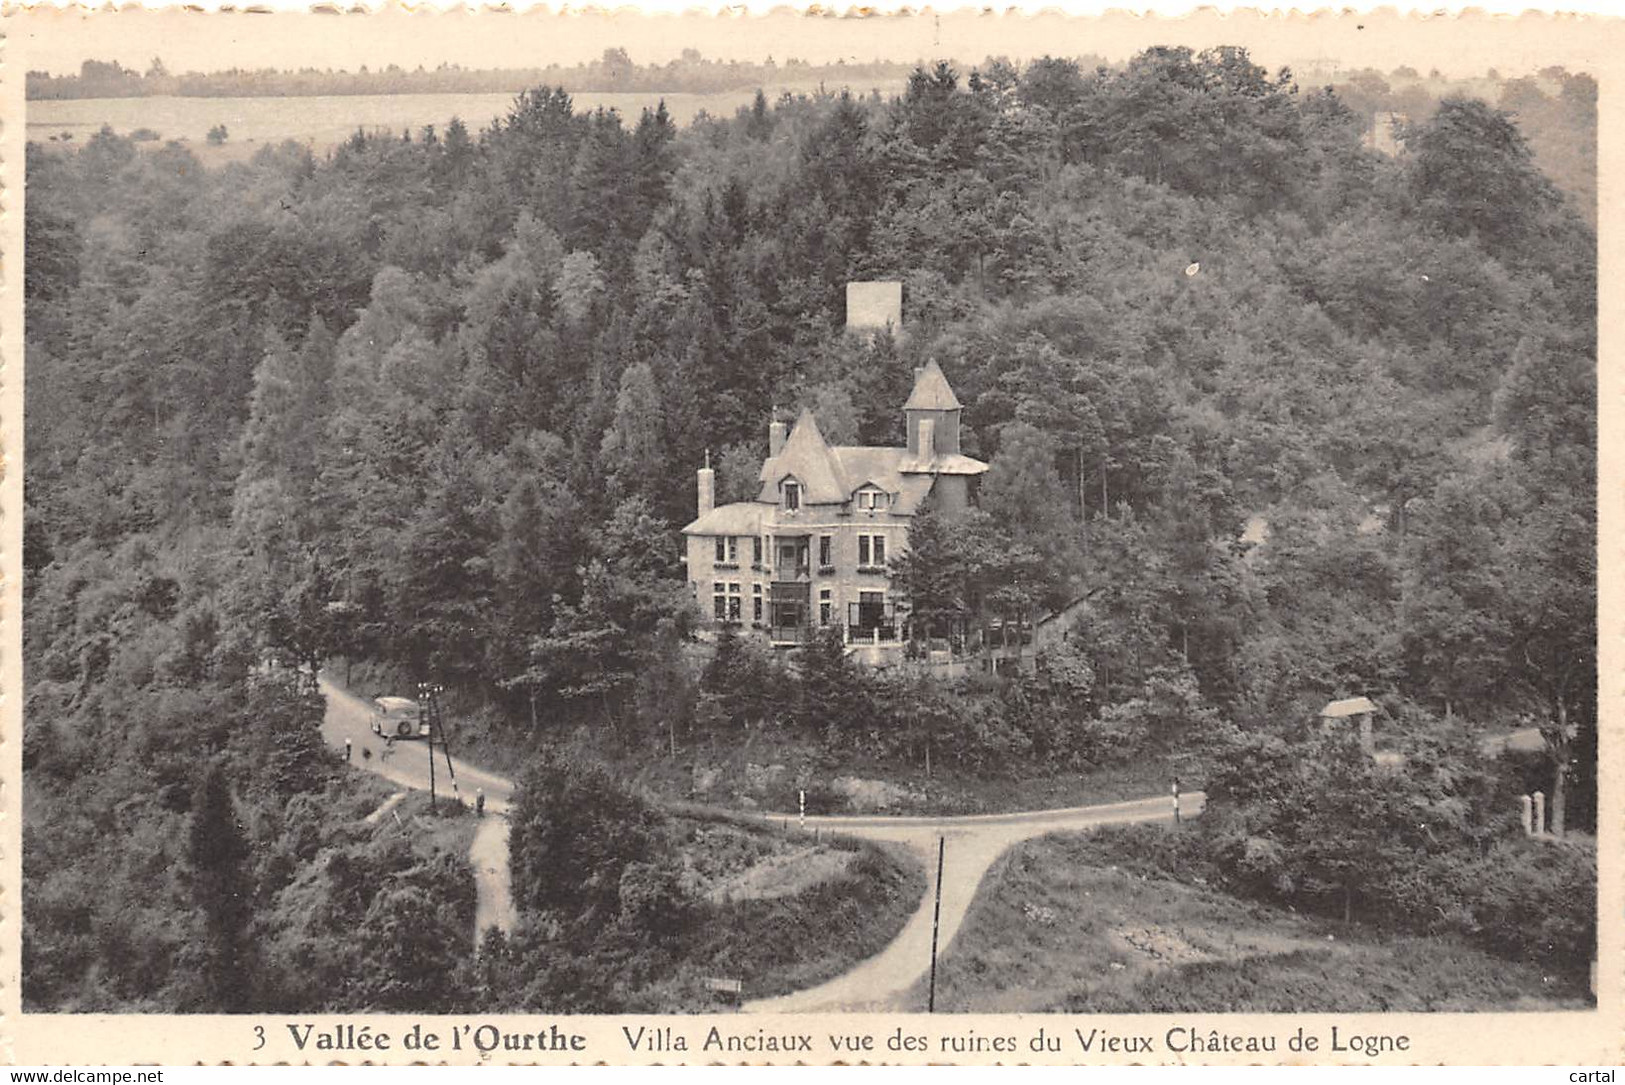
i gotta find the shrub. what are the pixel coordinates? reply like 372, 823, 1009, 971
508, 754, 663, 920
617, 858, 698, 940
1459, 838, 1595, 970
795, 779, 847, 815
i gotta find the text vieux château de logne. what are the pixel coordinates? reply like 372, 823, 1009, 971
622, 1025, 1414, 1057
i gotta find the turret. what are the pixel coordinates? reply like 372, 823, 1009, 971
905, 360, 962, 458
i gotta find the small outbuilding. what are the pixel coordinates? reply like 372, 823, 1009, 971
1319, 696, 1379, 752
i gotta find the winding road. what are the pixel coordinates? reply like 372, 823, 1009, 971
740, 793, 1205, 1012
319, 678, 1547, 1010
319, 677, 518, 938
319, 676, 1200, 1009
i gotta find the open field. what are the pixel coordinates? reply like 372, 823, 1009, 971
26, 83, 903, 165
914, 828, 1591, 1013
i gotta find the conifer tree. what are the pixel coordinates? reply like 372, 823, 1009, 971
188, 763, 252, 1010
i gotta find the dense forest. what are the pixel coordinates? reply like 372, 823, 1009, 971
25, 46, 1596, 1009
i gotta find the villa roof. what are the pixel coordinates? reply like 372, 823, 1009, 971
758, 409, 849, 504
898, 451, 989, 476
749, 403, 988, 512
903, 359, 963, 411
681, 502, 765, 536
831, 446, 907, 494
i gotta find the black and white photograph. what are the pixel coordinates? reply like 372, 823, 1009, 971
5, 4, 1615, 1065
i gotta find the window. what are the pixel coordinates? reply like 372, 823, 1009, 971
784, 480, 801, 511
727, 536, 739, 563
713, 582, 726, 620
714, 537, 726, 563
857, 488, 889, 511
819, 588, 832, 626
727, 583, 742, 622
819, 535, 832, 568
753, 536, 763, 566
858, 534, 885, 568
753, 584, 763, 622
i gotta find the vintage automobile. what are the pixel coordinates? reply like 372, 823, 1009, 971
370, 695, 430, 740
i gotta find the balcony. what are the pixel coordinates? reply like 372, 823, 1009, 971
769, 583, 810, 646
769, 624, 812, 645
847, 601, 901, 644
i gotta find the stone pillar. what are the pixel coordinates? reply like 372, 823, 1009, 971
1520, 794, 1533, 836
1358, 712, 1374, 754
1533, 791, 1546, 836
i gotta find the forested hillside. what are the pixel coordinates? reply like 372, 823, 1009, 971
25, 46, 1596, 1008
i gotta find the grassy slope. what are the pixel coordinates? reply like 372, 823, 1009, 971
915, 829, 1588, 1013
643, 823, 927, 1011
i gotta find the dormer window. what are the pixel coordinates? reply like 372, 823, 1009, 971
783, 479, 801, 511
856, 487, 889, 512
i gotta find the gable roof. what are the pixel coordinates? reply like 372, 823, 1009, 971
682, 501, 765, 536
1321, 696, 1379, 718
757, 409, 848, 504
904, 359, 963, 411
830, 446, 907, 495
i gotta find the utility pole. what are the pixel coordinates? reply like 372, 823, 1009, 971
419, 682, 457, 812
424, 684, 437, 812
928, 836, 945, 1013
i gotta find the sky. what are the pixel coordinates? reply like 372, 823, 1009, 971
12, 3, 1619, 81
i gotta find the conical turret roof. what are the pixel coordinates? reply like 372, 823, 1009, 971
904, 359, 962, 411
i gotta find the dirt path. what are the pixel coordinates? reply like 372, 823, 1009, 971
470, 815, 517, 938
320, 676, 516, 941
742, 792, 1205, 1013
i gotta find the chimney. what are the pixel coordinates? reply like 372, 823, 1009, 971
917, 416, 935, 459
769, 419, 788, 458
697, 454, 715, 516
